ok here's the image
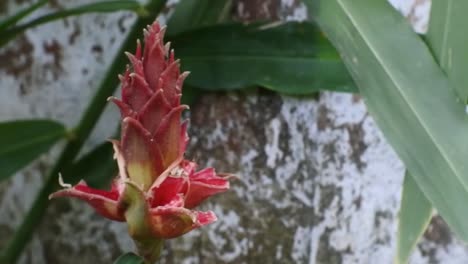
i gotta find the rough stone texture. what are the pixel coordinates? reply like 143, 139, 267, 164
1, 0, 468, 263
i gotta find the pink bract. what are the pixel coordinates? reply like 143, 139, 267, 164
50, 22, 230, 243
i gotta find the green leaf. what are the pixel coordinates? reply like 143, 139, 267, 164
0, 0, 145, 47
166, 0, 233, 105
0, 119, 66, 181
166, 0, 232, 36
308, 0, 468, 241
181, 85, 202, 106
114, 253, 145, 264
68, 141, 117, 189
169, 22, 356, 95
396, 171, 433, 264
425, 1, 468, 102
0, 0, 48, 32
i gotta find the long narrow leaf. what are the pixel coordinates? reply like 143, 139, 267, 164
307, 0, 468, 241
170, 22, 356, 95
396, 171, 433, 264
426, 0, 468, 103
0, 0, 47, 32
166, 0, 232, 36
0, 0, 145, 47
0, 120, 67, 181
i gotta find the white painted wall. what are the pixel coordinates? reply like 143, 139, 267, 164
1, 0, 467, 263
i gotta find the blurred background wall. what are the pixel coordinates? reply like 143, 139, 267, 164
1, 0, 466, 263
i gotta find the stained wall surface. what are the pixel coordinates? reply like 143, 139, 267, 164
1, 0, 466, 263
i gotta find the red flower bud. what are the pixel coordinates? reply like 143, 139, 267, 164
50, 21, 230, 262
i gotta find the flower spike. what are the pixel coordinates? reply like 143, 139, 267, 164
50, 21, 231, 262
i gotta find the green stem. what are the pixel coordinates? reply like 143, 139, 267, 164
122, 182, 164, 263
135, 238, 164, 264
0, 1, 167, 263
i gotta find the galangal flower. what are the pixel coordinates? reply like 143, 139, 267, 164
50, 21, 230, 262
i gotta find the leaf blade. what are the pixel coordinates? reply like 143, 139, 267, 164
169, 22, 356, 95
0, 0, 48, 32
396, 171, 433, 264
426, 0, 468, 104
0, 0, 145, 47
426, 1, 468, 102
166, 0, 232, 36
0, 119, 66, 181
307, 0, 468, 241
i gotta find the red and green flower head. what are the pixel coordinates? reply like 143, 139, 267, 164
50, 21, 230, 262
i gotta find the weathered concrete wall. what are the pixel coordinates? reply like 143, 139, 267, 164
1, 0, 467, 263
